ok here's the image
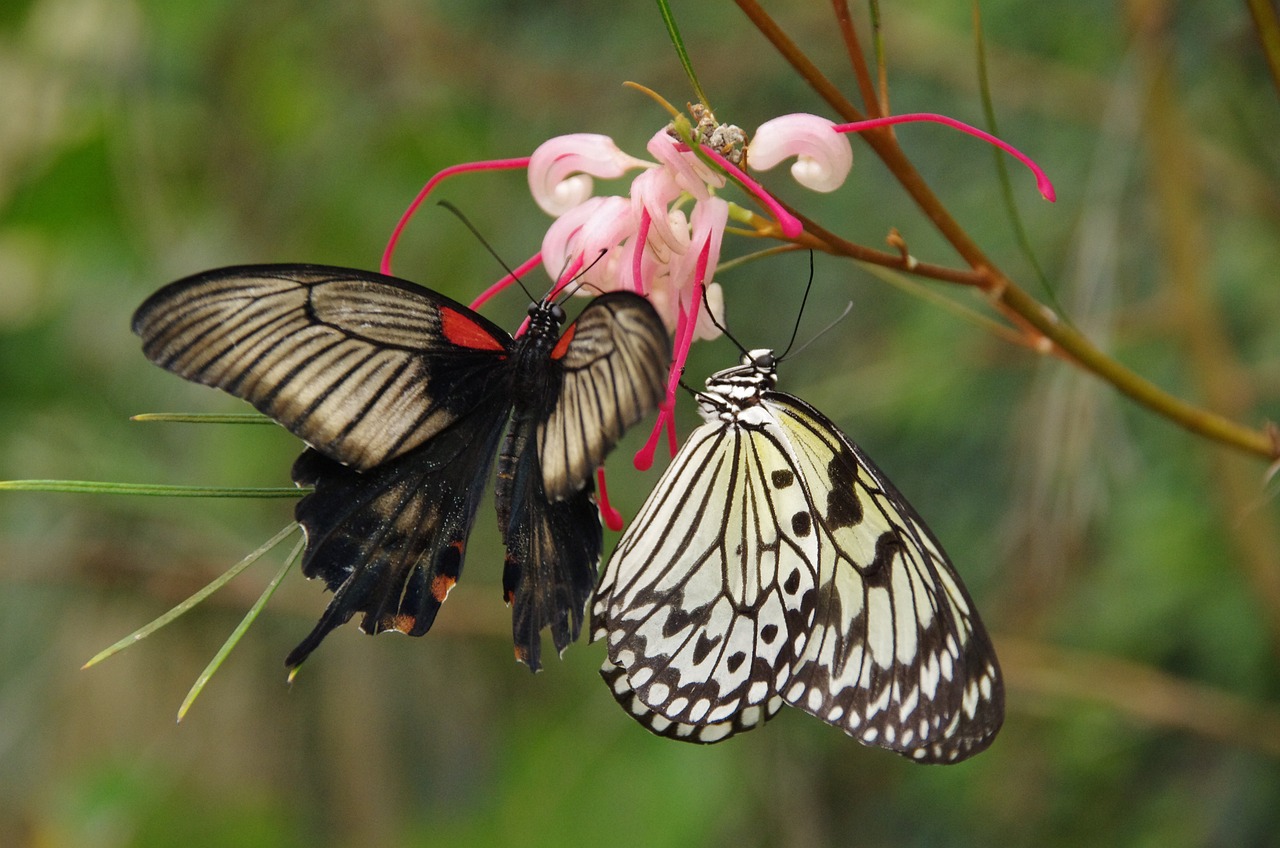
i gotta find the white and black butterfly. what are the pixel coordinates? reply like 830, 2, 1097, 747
133, 264, 669, 671
591, 349, 1002, 762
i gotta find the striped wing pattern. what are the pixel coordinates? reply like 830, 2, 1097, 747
132, 265, 510, 471
593, 351, 1003, 762
592, 418, 820, 728
538, 293, 670, 500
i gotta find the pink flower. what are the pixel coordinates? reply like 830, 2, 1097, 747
381, 106, 1052, 481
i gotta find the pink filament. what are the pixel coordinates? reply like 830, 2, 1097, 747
831, 113, 1056, 201
635, 237, 711, 470
693, 145, 805, 238
631, 209, 651, 294
381, 157, 533, 276
596, 467, 624, 531
469, 252, 544, 312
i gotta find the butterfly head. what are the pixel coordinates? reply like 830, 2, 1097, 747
525, 299, 568, 340
698, 348, 780, 422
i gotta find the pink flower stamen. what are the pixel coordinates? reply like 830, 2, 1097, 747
635, 235, 712, 470
831, 114, 1056, 201
381, 157, 533, 276
695, 144, 805, 238
596, 467, 624, 531
632, 209, 652, 294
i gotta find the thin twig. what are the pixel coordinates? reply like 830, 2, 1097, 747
830, 0, 880, 115
731, 0, 1279, 461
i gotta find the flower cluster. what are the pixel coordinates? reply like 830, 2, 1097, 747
380, 104, 1053, 480
525, 110, 855, 463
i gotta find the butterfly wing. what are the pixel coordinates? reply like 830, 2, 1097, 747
598, 658, 783, 743
768, 392, 1003, 763
284, 395, 509, 669
497, 292, 669, 670
132, 264, 512, 470
592, 417, 820, 734
537, 292, 669, 500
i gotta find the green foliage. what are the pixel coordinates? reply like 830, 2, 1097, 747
2, 1, 1279, 846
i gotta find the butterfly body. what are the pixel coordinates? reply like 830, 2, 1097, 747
133, 265, 669, 671
593, 349, 1002, 762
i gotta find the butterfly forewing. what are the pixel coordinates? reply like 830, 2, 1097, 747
132, 265, 511, 471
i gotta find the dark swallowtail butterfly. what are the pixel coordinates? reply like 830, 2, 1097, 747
133, 264, 669, 671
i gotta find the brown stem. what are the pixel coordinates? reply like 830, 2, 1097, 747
1246, 0, 1280, 98
734, 0, 1278, 461
999, 636, 1280, 757
830, 0, 881, 115
1131, 0, 1280, 651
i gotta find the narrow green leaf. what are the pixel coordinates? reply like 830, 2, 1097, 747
655, 0, 709, 107
0, 480, 305, 497
82, 523, 301, 669
972, 1, 1067, 321
131, 412, 276, 425
177, 536, 304, 721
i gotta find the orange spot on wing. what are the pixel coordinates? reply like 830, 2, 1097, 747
441, 307, 505, 351
389, 614, 417, 634
550, 323, 576, 359
430, 574, 457, 602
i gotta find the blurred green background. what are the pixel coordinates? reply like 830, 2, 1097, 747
3, 0, 1280, 845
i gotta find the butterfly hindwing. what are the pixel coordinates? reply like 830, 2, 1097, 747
599, 658, 783, 743
132, 264, 512, 471
284, 395, 510, 669
498, 293, 671, 669
538, 292, 670, 500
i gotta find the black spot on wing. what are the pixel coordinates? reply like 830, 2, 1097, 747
824, 452, 863, 528
771, 469, 795, 489
862, 532, 905, 586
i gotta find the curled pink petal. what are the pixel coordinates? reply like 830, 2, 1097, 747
832, 113, 1056, 201
647, 129, 724, 200
749, 114, 853, 193
692, 282, 725, 341
528, 133, 650, 216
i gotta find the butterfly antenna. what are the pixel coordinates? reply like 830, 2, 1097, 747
438, 200, 537, 302
700, 283, 748, 356
778, 251, 816, 360
555, 249, 610, 301
784, 302, 854, 361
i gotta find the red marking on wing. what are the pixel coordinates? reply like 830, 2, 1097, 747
389, 614, 417, 634
440, 306, 506, 351
550, 323, 576, 359
430, 574, 457, 602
